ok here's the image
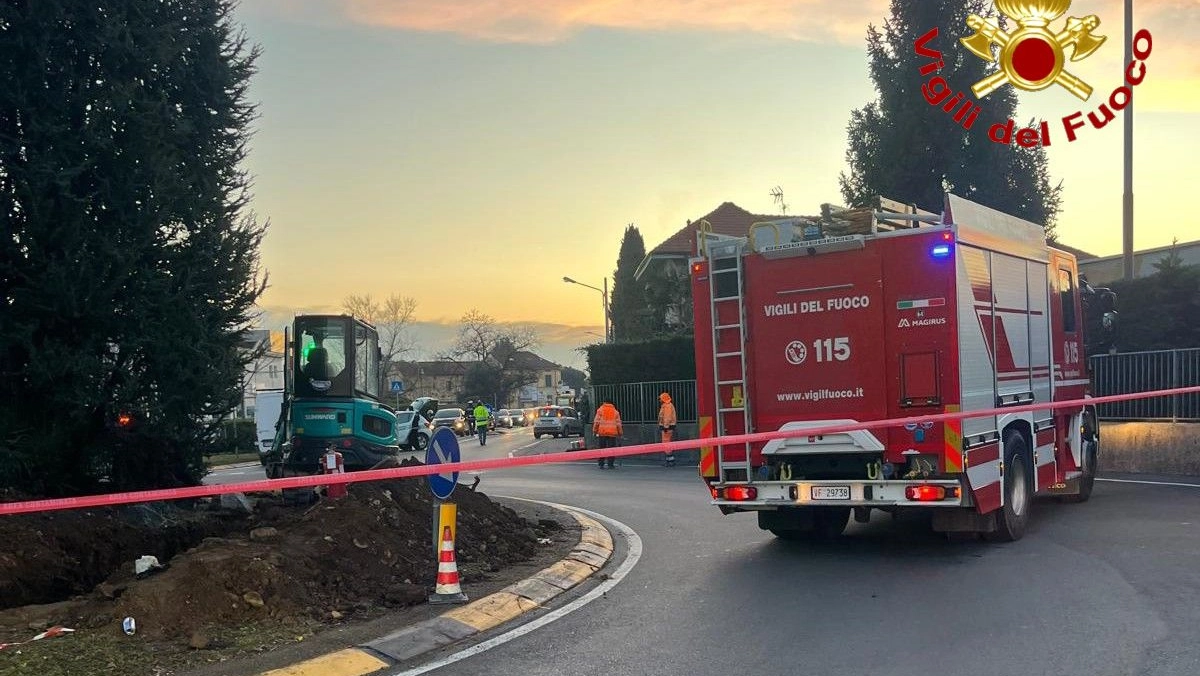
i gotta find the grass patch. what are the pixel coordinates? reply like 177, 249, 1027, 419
205, 452, 261, 468
0, 622, 315, 676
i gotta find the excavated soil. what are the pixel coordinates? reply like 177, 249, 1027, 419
0, 476, 553, 649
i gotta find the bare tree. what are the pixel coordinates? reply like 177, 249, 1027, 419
342, 293, 419, 387
444, 310, 542, 404
451, 309, 500, 363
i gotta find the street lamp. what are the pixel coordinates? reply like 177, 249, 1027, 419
563, 276, 610, 343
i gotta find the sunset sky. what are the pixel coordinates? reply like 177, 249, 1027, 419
235, 0, 1200, 367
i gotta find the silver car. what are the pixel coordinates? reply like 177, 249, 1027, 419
533, 406, 584, 439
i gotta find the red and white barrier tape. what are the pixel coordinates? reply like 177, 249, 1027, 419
2, 386, 1198, 516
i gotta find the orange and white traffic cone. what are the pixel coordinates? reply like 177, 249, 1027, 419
428, 525, 468, 604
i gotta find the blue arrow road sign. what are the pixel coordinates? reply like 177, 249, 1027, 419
425, 427, 460, 500
391, 380, 404, 393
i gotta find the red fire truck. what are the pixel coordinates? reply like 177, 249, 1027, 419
691, 193, 1116, 542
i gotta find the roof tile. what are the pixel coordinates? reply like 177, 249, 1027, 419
648, 202, 793, 257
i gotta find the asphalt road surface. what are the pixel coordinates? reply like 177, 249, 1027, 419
207, 434, 1200, 676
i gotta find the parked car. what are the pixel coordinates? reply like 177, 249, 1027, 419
396, 410, 432, 452
431, 408, 469, 436
533, 405, 585, 439
507, 409, 527, 427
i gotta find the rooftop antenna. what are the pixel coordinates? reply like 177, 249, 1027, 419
770, 186, 788, 215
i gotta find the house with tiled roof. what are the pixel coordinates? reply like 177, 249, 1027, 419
632, 202, 793, 333
634, 202, 789, 280
391, 351, 564, 408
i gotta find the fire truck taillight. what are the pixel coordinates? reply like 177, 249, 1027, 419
718, 486, 758, 501
692, 262, 706, 275
905, 485, 948, 501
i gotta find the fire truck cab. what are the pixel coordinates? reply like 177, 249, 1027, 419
691, 193, 1115, 542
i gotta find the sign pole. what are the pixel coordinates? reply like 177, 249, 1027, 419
432, 498, 440, 553
426, 427, 466, 604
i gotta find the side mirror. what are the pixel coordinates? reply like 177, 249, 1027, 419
1102, 311, 1118, 332
1098, 290, 1116, 313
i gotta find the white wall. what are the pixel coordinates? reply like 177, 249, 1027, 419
241, 352, 284, 417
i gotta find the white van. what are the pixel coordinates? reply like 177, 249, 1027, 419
253, 389, 285, 458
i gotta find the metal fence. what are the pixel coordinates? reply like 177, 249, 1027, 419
588, 380, 697, 424
587, 351, 1200, 424
1090, 348, 1200, 421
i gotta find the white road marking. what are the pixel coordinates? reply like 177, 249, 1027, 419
386, 500, 642, 676
1097, 478, 1200, 489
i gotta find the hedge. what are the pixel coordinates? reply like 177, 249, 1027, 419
585, 335, 696, 385
208, 418, 257, 455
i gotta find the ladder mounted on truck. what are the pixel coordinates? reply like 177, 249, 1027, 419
698, 222, 754, 483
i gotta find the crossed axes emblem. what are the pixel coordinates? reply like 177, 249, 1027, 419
961, 0, 1106, 101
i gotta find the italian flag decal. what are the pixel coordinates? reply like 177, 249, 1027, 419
897, 298, 946, 309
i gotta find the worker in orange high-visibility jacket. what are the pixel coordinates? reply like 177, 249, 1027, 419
658, 392, 677, 466
592, 398, 623, 469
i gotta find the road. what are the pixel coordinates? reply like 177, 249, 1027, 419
203, 424, 589, 486
207, 432, 1200, 676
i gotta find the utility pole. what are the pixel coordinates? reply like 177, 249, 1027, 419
1122, 0, 1134, 280
603, 277, 610, 343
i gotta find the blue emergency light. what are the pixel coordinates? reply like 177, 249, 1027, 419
931, 231, 954, 259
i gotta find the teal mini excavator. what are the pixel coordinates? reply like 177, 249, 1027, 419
264, 314, 401, 478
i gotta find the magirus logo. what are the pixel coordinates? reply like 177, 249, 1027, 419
898, 317, 948, 328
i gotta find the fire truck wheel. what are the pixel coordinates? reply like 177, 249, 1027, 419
987, 431, 1031, 542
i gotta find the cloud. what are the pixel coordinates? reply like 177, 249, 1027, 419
281, 0, 1200, 49
313, 0, 881, 44
281, 1, 1199, 93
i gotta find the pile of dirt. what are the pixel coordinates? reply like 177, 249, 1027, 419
0, 495, 248, 609
0, 478, 556, 646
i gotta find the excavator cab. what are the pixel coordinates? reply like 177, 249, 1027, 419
266, 315, 400, 477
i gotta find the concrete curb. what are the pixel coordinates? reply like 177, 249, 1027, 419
258, 506, 614, 676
